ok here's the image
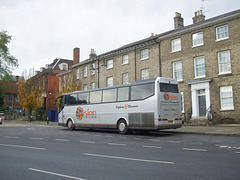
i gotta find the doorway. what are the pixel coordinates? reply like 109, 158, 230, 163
198, 89, 206, 117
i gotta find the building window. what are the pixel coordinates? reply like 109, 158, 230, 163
107, 77, 113, 87
83, 66, 87, 77
107, 59, 113, 69
8, 94, 13, 102
91, 82, 95, 89
172, 61, 183, 81
83, 84, 87, 91
59, 63, 68, 70
171, 38, 181, 52
122, 54, 129, 65
76, 68, 80, 79
90, 63, 95, 75
218, 50, 231, 74
140, 49, 149, 60
141, 69, 149, 80
181, 92, 184, 113
220, 86, 234, 110
194, 56, 205, 78
122, 73, 129, 84
192, 32, 203, 47
216, 25, 229, 41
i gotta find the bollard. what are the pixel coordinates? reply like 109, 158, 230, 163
47, 116, 49, 124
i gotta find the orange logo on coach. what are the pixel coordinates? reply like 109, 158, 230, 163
164, 93, 177, 101
77, 107, 96, 120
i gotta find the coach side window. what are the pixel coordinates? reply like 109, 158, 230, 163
131, 83, 154, 100
90, 91, 102, 104
103, 89, 117, 103
67, 94, 77, 105
117, 87, 129, 101
78, 92, 89, 104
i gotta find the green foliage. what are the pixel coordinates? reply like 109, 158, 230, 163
0, 30, 18, 80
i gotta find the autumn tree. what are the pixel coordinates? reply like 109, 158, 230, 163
56, 74, 82, 107
18, 79, 43, 121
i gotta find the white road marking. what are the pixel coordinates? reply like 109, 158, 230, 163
30, 138, 43, 140
119, 136, 127, 139
182, 148, 207, 152
55, 139, 69, 142
149, 139, 160, 142
108, 143, 126, 146
105, 135, 113, 138
4, 136, 19, 139
142, 145, 162, 149
84, 153, 174, 165
168, 141, 181, 143
0, 143, 45, 150
134, 138, 142, 140
80, 141, 96, 144
27, 128, 36, 130
235, 152, 240, 154
28, 168, 87, 180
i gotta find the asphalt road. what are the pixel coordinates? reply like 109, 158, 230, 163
0, 124, 240, 180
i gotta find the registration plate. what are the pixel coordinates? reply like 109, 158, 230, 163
168, 120, 174, 123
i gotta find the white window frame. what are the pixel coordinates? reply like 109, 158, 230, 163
172, 61, 183, 81
140, 49, 149, 60
194, 56, 205, 78
122, 73, 129, 84
220, 86, 234, 110
181, 92, 184, 113
90, 63, 95, 75
83, 84, 87, 91
91, 82, 95, 89
192, 32, 203, 47
59, 63, 68, 70
83, 66, 87, 77
76, 68, 80, 79
141, 69, 149, 80
107, 59, 113, 69
171, 38, 181, 52
218, 50, 231, 75
107, 77, 113, 87
216, 24, 229, 41
122, 54, 129, 65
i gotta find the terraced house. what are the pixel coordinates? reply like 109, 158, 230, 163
58, 9, 240, 124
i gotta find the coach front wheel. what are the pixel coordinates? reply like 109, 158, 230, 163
67, 119, 75, 130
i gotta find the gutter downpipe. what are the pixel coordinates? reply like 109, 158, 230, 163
154, 39, 162, 77
134, 48, 137, 81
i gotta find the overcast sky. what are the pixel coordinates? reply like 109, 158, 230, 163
0, 0, 239, 76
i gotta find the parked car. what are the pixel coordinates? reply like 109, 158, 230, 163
0, 111, 5, 124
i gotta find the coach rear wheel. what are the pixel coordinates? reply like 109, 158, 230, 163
117, 119, 128, 134
67, 119, 75, 130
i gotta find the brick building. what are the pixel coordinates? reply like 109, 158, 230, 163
30, 58, 74, 113
58, 9, 240, 124
0, 76, 23, 111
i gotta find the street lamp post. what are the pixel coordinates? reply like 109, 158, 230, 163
90, 57, 106, 88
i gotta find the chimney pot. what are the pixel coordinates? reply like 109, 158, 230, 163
193, 10, 205, 24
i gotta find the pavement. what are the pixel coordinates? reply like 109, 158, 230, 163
1, 117, 240, 137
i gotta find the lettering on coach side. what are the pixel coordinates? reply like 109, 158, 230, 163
76, 107, 96, 120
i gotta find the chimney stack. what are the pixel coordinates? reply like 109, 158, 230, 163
193, 10, 205, 24
89, 48, 97, 59
174, 12, 184, 29
73, 47, 80, 65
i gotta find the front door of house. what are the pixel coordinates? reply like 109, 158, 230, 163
198, 89, 206, 117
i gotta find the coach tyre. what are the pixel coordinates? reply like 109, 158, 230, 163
67, 119, 75, 130
117, 119, 128, 134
